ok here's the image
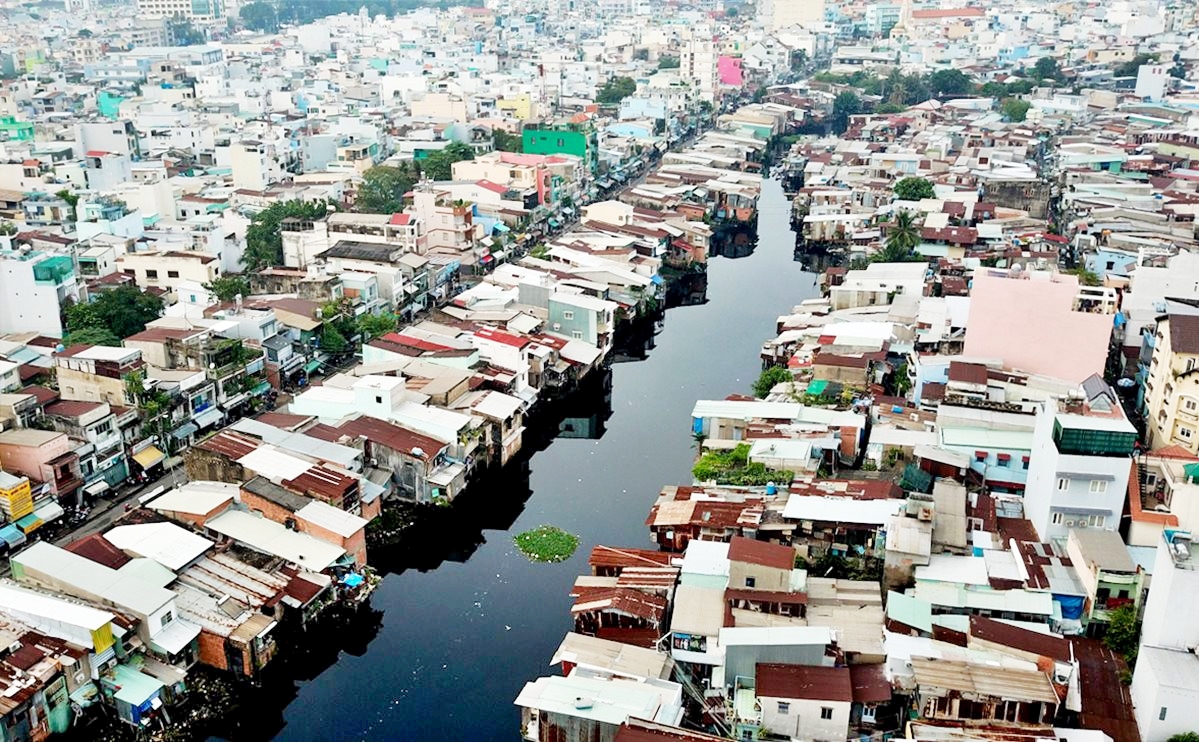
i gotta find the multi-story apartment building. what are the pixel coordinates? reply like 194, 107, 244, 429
1146, 314, 1199, 454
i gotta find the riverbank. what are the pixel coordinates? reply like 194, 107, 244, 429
240, 179, 814, 742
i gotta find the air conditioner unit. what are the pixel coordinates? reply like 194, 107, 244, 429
552, 323, 561, 331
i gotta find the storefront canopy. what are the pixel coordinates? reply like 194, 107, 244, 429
132, 446, 165, 470
34, 500, 65, 524
171, 422, 198, 440
250, 381, 273, 396
16, 514, 42, 534
303, 359, 322, 374
193, 407, 222, 429
0, 525, 25, 549
84, 480, 110, 497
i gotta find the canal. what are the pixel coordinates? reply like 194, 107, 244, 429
221, 179, 817, 741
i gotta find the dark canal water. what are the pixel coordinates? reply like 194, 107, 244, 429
220, 180, 817, 741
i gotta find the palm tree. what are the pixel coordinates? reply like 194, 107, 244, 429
876, 210, 921, 262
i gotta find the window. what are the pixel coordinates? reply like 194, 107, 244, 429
1181, 427, 1194, 440
1022, 456, 1030, 470
1160, 707, 1168, 721
375, 396, 383, 404
1087, 514, 1106, 528
572, 331, 583, 339
1187, 399, 1199, 412
145, 269, 158, 279
161, 611, 173, 628
1052, 512, 1064, 525
1057, 477, 1069, 491
562, 310, 575, 320
821, 707, 834, 720
744, 576, 756, 588
1089, 480, 1108, 494
777, 702, 790, 715
167, 270, 179, 278
997, 457, 1010, 468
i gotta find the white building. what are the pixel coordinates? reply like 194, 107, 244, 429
1023, 377, 1137, 540
0, 248, 77, 338
1132, 530, 1199, 742
758, 0, 826, 31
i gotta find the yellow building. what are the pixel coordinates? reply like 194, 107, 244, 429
496, 95, 535, 121
0, 470, 33, 520
1146, 314, 1199, 453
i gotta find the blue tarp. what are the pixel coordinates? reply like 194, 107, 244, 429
0, 525, 25, 548
492, 222, 510, 233
1055, 593, 1086, 620
342, 573, 365, 588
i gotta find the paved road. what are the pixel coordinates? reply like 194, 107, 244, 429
53, 463, 189, 546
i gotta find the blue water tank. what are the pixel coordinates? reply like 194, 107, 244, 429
766, 482, 777, 495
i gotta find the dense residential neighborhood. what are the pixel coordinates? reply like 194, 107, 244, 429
0, 0, 1197, 738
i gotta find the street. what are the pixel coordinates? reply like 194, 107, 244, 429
52, 463, 189, 546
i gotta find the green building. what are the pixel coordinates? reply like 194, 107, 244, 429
522, 123, 598, 175
0, 116, 34, 142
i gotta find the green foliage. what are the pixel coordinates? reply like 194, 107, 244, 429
1065, 267, 1102, 286
981, 79, 1034, 98
1115, 53, 1158, 78
55, 189, 78, 221
356, 312, 398, 342
492, 128, 523, 153
692, 443, 793, 486
597, 76, 638, 106
658, 55, 680, 70
167, 14, 206, 45
240, 1, 279, 31
893, 177, 935, 202
753, 366, 793, 398
514, 525, 580, 563
66, 286, 163, 340
65, 326, 121, 347
356, 164, 419, 214
420, 142, 476, 181
1170, 63, 1187, 79
893, 362, 913, 396
926, 69, 972, 98
876, 210, 925, 264
319, 324, 349, 354
1104, 603, 1140, 658
244, 199, 333, 271
205, 274, 250, 302
874, 102, 907, 114
1032, 56, 1062, 82
1168, 734, 1199, 742
0, 221, 16, 236
1000, 98, 1031, 122
530, 244, 550, 259
831, 91, 861, 133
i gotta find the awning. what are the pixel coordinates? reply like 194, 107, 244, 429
597, 179, 614, 189
548, 218, 561, 228
492, 222, 510, 233
16, 514, 42, 534
480, 254, 495, 264
84, 480, 110, 496
562, 206, 576, 215
193, 407, 223, 429
0, 525, 25, 548
34, 500, 65, 523
132, 446, 165, 470
304, 359, 322, 373
492, 250, 506, 261
250, 380, 272, 396
996, 453, 1012, 461
220, 392, 248, 410
149, 618, 201, 656
171, 422, 198, 440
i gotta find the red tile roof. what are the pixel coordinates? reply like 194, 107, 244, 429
588, 545, 675, 571
65, 534, 132, 569
948, 361, 988, 385
19, 385, 58, 406
1168, 314, 1199, 355
475, 179, 508, 194
474, 326, 530, 348
970, 615, 1071, 662
337, 415, 448, 457
756, 663, 853, 702
388, 213, 412, 226
44, 400, 105, 418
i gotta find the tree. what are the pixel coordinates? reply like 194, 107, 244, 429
492, 129, 523, 153
893, 176, 935, 202
319, 324, 349, 354
65, 326, 121, 347
790, 49, 809, 73
1115, 53, 1158, 78
357, 312, 398, 342
167, 14, 206, 45
240, 1, 279, 31
91, 286, 164, 339
356, 165, 418, 214
1000, 98, 1031, 122
1104, 603, 1140, 658
1168, 734, 1199, 742
55, 189, 78, 222
876, 210, 923, 263
597, 76, 637, 106
926, 69, 972, 98
658, 55, 680, 70
1170, 63, 1187, 79
753, 366, 793, 398
874, 102, 906, 114
830, 91, 861, 133
243, 199, 333, 271
1066, 267, 1102, 286
205, 274, 250, 302
1033, 56, 1061, 82
420, 142, 476, 181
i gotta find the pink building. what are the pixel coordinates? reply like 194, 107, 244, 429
718, 56, 744, 87
0, 429, 82, 503
963, 272, 1114, 383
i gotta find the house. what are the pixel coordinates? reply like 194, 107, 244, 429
909, 658, 1060, 727
0, 428, 84, 507
55, 346, 144, 406
549, 632, 674, 681
514, 673, 684, 742
239, 477, 369, 567
1066, 528, 1146, 635
1145, 315, 1199, 453
1134, 529, 1199, 742
1129, 446, 1199, 547
738, 663, 852, 742
1023, 376, 1136, 540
